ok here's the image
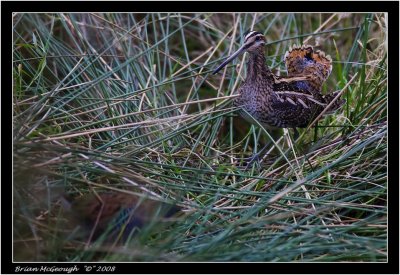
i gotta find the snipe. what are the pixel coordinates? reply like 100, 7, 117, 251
213, 31, 345, 138
62, 192, 181, 242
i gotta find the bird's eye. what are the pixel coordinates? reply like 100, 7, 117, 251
256, 36, 262, 41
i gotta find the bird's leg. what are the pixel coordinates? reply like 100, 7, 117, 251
241, 143, 270, 170
293, 128, 299, 140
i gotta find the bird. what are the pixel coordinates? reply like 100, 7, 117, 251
213, 31, 345, 138
61, 191, 182, 242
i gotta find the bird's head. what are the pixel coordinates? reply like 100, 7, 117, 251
213, 31, 266, 74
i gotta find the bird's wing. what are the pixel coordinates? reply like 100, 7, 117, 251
272, 77, 327, 109
273, 75, 318, 95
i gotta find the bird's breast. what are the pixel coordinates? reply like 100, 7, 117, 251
234, 85, 280, 128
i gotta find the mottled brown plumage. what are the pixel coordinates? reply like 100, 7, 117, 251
213, 31, 345, 134
63, 192, 181, 240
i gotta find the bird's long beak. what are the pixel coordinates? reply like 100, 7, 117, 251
212, 44, 247, 75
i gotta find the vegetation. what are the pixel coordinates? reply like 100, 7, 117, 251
13, 13, 387, 262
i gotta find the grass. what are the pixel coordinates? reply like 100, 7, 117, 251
13, 13, 387, 262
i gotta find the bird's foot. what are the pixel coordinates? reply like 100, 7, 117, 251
235, 151, 266, 171
244, 153, 263, 170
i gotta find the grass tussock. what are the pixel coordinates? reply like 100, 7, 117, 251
13, 13, 387, 262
